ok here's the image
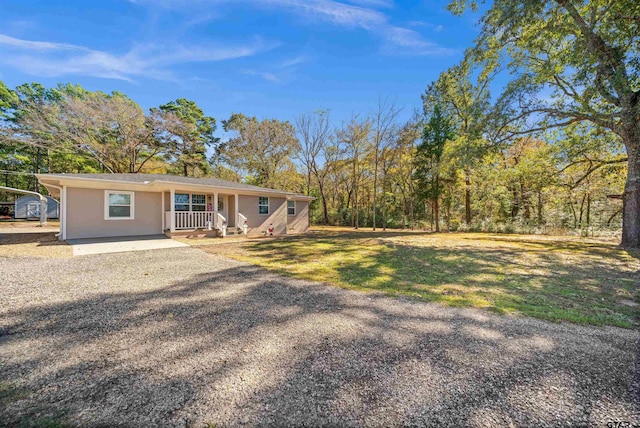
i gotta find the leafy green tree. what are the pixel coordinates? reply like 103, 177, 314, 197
221, 113, 301, 191
423, 60, 493, 225
448, 0, 640, 246
336, 115, 371, 229
295, 110, 333, 224
2, 84, 161, 174
155, 98, 219, 177
415, 104, 456, 232
370, 98, 401, 230
0, 81, 18, 111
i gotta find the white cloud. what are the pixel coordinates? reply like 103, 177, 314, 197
0, 34, 83, 51
129, 0, 449, 56
280, 54, 309, 68
0, 33, 278, 81
383, 27, 453, 55
259, 0, 386, 29
242, 69, 281, 83
241, 54, 310, 83
407, 21, 445, 33
343, 0, 394, 8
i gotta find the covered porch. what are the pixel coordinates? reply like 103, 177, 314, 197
163, 189, 247, 234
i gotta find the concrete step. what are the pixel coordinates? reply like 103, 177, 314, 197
165, 229, 220, 238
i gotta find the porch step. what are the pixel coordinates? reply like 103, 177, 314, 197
224, 229, 244, 236
165, 229, 220, 238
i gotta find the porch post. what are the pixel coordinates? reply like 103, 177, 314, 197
213, 193, 218, 228
161, 191, 165, 232
235, 194, 239, 226
170, 188, 175, 232
61, 185, 67, 241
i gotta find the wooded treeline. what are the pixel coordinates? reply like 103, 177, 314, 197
0, 0, 637, 245
0, 80, 625, 235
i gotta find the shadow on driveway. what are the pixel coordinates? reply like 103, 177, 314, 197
0, 247, 638, 427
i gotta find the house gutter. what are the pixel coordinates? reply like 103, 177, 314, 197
0, 186, 48, 226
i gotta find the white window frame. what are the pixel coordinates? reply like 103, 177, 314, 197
287, 200, 296, 216
191, 194, 207, 212
174, 193, 190, 212
104, 190, 135, 220
174, 193, 207, 212
258, 196, 269, 215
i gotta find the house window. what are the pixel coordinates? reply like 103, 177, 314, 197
175, 193, 207, 211
105, 191, 134, 220
191, 194, 206, 211
258, 197, 269, 215
287, 200, 296, 216
174, 193, 190, 211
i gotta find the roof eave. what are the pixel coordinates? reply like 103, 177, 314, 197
35, 174, 312, 199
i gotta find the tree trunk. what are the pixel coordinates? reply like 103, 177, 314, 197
578, 193, 586, 228
434, 197, 440, 232
569, 198, 577, 229
608, 207, 622, 227
372, 157, 378, 231
537, 189, 543, 225
586, 193, 591, 229
521, 182, 531, 222
622, 135, 640, 247
410, 195, 415, 230
353, 183, 359, 229
401, 194, 407, 228
318, 181, 329, 225
34, 148, 41, 193
464, 170, 471, 224
409, 176, 415, 230
434, 174, 441, 232
381, 174, 387, 231
511, 187, 519, 219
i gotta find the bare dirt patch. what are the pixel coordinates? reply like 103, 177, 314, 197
0, 221, 71, 258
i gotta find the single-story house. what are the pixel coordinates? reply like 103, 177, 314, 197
14, 195, 59, 219
35, 173, 313, 241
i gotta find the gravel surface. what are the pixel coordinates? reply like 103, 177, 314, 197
0, 247, 638, 427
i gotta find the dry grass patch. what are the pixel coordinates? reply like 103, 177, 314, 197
203, 228, 640, 328
0, 220, 71, 258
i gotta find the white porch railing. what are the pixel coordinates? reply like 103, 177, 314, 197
172, 211, 214, 230
215, 212, 226, 228
164, 210, 234, 233
238, 212, 248, 235
216, 212, 227, 236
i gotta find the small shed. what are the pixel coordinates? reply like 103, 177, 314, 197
14, 195, 59, 219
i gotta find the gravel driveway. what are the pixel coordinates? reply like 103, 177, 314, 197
1, 247, 638, 427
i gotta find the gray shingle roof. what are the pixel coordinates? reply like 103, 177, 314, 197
38, 173, 311, 198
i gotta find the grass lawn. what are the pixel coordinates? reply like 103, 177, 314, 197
206, 227, 640, 328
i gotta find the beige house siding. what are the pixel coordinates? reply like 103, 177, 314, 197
227, 195, 237, 227
287, 200, 310, 234
66, 187, 162, 239
238, 195, 287, 236
163, 191, 171, 211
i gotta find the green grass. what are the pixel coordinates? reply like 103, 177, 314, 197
209, 229, 640, 328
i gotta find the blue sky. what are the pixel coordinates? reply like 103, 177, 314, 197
0, 0, 482, 136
